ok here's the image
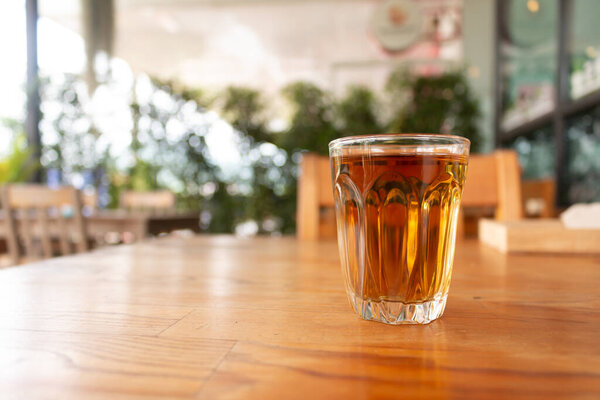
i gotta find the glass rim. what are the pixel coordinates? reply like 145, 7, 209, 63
329, 133, 470, 149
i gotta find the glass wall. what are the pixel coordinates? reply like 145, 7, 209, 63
566, 106, 600, 203
499, 0, 557, 132
497, 0, 600, 206
505, 126, 556, 180
569, 0, 600, 99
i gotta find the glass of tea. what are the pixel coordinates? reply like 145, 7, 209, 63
329, 134, 469, 324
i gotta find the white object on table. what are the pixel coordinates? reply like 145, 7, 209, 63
560, 203, 600, 229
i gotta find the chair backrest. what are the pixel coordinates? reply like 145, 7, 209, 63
119, 190, 176, 213
1, 184, 88, 264
297, 150, 524, 240
297, 153, 335, 240
82, 190, 99, 213
522, 178, 556, 218
461, 150, 523, 221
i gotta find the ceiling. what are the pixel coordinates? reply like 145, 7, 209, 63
40, 0, 463, 94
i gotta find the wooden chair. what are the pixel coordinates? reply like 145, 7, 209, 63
119, 190, 176, 214
461, 150, 523, 220
1, 184, 88, 265
522, 178, 556, 218
82, 190, 99, 214
297, 150, 524, 240
297, 153, 335, 240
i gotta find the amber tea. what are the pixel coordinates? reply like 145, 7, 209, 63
329, 135, 469, 324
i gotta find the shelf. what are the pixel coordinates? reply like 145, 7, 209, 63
498, 112, 553, 142
498, 87, 600, 143
562, 89, 600, 118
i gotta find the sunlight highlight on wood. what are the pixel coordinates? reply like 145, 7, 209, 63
0, 235, 598, 398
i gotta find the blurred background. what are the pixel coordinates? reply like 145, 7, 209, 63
1, 0, 599, 236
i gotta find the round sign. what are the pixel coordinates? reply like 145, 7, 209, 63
370, 0, 423, 52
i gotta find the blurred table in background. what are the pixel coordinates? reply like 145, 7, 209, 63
86, 210, 200, 243
0, 210, 200, 250
0, 236, 598, 398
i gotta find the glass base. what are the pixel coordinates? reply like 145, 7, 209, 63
348, 292, 447, 325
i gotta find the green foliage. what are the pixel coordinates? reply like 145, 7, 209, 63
219, 86, 297, 234
338, 85, 383, 135
29, 68, 482, 235
279, 82, 339, 155
0, 133, 36, 183
245, 153, 298, 234
386, 69, 482, 152
221, 86, 271, 143
41, 74, 105, 174
125, 79, 220, 215
129, 160, 161, 191
205, 183, 247, 233
152, 78, 214, 109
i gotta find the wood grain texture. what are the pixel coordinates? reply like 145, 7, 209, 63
0, 235, 599, 399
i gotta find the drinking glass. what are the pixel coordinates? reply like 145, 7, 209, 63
329, 134, 469, 324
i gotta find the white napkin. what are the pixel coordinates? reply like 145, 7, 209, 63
560, 203, 600, 229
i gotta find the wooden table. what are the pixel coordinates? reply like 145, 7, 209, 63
87, 210, 201, 241
0, 236, 598, 399
0, 210, 200, 245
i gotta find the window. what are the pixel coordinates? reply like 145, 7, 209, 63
496, 0, 600, 205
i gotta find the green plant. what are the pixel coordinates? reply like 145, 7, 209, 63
219, 86, 297, 234
40, 74, 107, 179
0, 133, 37, 183
126, 78, 220, 212
152, 78, 214, 109
221, 86, 271, 143
35, 69, 485, 236
386, 69, 482, 152
338, 85, 383, 135
279, 82, 339, 155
